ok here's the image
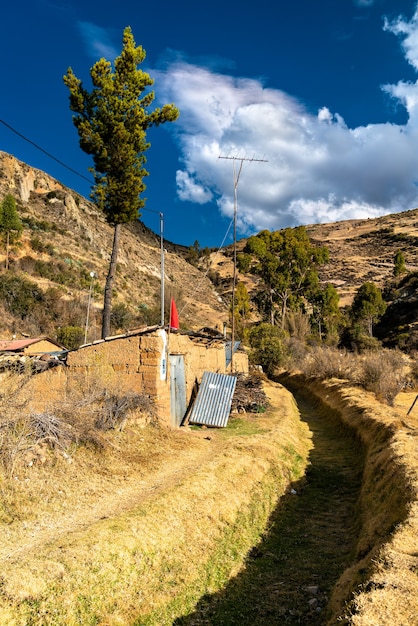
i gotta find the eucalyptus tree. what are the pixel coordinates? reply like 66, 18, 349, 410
243, 226, 329, 328
311, 283, 341, 341
64, 27, 179, 338
350, 281, 386, 337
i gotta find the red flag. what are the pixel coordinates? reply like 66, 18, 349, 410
170, 298, 179, 331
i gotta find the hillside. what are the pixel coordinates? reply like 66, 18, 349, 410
210, 209, 418, 304
0, 151, 228, 341
209, 207, 418, 348
2, 150, 418, 347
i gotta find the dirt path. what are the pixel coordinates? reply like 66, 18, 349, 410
175, 388, 365, 625
0, 431, 223, 566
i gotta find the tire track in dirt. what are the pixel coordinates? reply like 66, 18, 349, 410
175, 387, 365, 625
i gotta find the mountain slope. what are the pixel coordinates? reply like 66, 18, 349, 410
2, 149, 418, 347
0, 151, 228, 340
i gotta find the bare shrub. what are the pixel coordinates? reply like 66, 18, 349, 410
0, 373, 32, 474
299, 346, 357, 380
29, 412, 74, 449
357, 349, 407, 406
0, 371, 156, 475
284, 337, 309, 370
95, 391, 155, 431
54, 376, 156, 446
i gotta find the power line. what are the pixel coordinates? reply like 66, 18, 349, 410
0, 118, 93, 184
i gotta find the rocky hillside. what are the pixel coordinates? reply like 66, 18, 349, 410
1, 150, 418, 347
0, 151, 228, 341
211, 209, 418, 305
209, 207, 418, 349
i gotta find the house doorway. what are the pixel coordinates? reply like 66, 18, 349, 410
169, 354, 187, 427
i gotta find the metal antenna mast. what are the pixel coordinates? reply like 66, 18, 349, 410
219, 155, 268, 372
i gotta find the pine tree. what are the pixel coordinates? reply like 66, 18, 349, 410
64, 27, 179, 338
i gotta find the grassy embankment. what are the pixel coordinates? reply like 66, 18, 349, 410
0, 381, 310, 625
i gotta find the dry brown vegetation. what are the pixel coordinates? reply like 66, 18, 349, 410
295, 345, 413, 407
0, 366, 417, 625
0, 378, 311, 625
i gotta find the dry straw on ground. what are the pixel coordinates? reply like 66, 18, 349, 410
1, 370, 417, 625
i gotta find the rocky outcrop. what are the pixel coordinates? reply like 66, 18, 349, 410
0, 151, 63, 203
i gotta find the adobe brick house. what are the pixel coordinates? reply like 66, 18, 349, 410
0, 336, 65, 356
27, 328, 249, 427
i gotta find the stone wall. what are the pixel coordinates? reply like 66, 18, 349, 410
26, 330, 249, 426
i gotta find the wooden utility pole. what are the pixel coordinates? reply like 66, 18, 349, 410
218, 155, 268, 372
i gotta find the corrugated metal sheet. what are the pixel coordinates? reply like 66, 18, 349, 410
187, 371, 237, 428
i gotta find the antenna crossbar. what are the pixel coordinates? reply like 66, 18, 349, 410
218, 154, 268, 372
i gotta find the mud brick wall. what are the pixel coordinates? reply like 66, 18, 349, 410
26, 331, 249, 425
24, 339, 62, 355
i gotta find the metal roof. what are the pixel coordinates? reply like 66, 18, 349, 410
187, 371, 237, 428
0, 336, 65, 352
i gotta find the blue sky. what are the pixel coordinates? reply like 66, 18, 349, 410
1, 0, 418, 247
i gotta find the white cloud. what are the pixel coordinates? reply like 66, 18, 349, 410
384, 6, 418, 71
176, 170, 213, 204
77, 22, 118, 60
150, 5, 418, 237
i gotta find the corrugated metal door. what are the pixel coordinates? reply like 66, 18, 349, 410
187, 371, 237, 427
169, 354, 187, 427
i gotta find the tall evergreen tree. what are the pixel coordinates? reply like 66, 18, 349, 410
64, 27, 179, 338
0, 194, 22, 270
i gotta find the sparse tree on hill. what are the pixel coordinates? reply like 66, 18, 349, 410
64, 27, 179, 338
231, 281, 251, 340
0, 194, 22, 270
350, 281, 386, 338
393, 249, 406, 277
311, 283, 341, 341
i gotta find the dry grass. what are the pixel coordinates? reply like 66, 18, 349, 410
0, 381, 311, 625
283, 375, 418, 626
297, 346, 412, 407
1, 368, 418, 625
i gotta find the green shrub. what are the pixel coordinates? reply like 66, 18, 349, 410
110, 303, 132, 333
0, 274, 44, 318
56, 326, 85, 350
249, 323, 287, 377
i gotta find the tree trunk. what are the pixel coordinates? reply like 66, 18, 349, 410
5, 231, 9, 270
281, 296, 288, 329
102, 223, 121, 339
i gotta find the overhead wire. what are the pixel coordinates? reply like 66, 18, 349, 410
1, 117, 233, 326
0, 118, 93, 184
176, 218, 234, 321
